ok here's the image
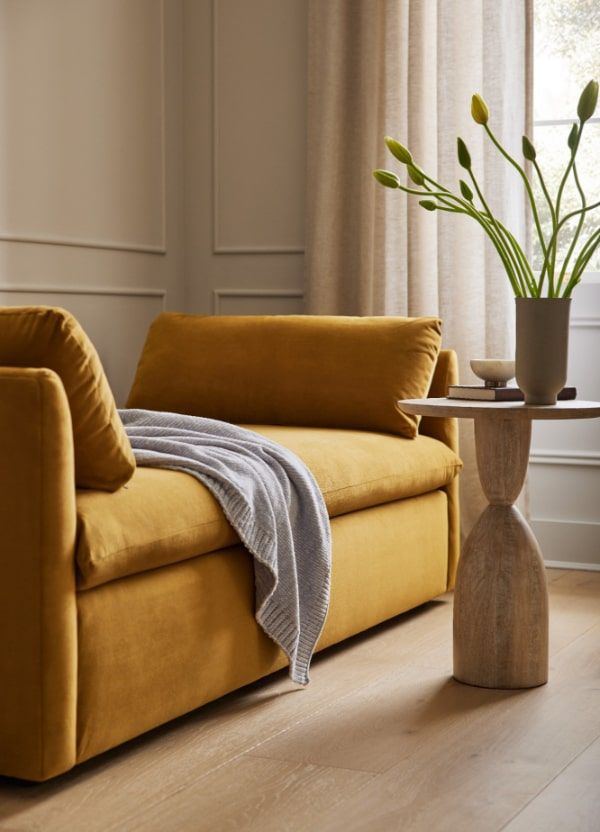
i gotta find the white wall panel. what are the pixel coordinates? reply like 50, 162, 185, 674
531, 519, 600, 571
213, 289, 304, 315
0, 0, 165, 252
213, 0, 306, 252
184, 0, 306, 314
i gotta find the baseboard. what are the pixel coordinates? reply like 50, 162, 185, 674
531, 518, 600, 570
544, 560, 600, 572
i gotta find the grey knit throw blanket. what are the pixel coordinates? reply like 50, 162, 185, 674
119, 409, 331, 685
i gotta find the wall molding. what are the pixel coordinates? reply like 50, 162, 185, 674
212, 288, 304, 315
0, 0, 167, 256
0, 232, 166, 255
571, 316, 600, 329
214, 245, 305, 255
211, 0, 304, 256
530, 450, 600, 467
0, 284, 166, 300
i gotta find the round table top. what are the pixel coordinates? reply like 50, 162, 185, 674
398, 397, 600, 420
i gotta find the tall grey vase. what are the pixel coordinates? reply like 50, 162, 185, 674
515, 298, 571, 405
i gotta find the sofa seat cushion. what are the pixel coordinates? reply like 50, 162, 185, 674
243, 425, 460, 518
76, 426, 461, 589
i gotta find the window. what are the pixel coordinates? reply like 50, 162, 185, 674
533, 0, 600, 276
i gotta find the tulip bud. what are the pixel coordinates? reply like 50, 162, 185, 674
384, 136, 413, 165
522, 135, 536, 161
407, 164, 425, 186
419, 200, 437, 212
457, 137, 472, 169
459, 179, 474, 201
567, 122, 578, 151
471, 94, 489, 125
373, 169, 400, 189
577, 79, 598, 122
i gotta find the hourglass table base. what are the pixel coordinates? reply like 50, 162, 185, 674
399, 398, 600, 689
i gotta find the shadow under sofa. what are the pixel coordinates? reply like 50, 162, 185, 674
0, 311, 461, 781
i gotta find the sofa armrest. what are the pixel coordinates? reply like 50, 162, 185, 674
0, 368, 77, 780
420, 350, 461, 589
420, 349, 459, 454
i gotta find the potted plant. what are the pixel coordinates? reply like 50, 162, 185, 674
373, 80, 599, 405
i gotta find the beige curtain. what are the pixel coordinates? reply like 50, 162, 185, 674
305, 0, 532, 534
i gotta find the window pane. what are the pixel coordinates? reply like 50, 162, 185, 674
532, 122, 600, 274
534, 0, 600, 121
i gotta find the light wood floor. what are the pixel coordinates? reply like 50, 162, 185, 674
0, 568, 599, 832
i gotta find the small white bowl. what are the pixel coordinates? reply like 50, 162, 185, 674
470, 358, 516, 388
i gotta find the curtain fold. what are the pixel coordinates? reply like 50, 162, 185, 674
305, 0, 533, 534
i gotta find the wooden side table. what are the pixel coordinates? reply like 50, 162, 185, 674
399, 398, 600, 690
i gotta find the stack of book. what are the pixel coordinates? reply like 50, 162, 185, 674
447, 385, 577, 401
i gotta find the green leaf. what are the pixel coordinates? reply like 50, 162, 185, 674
384, 137, 413, 165
419, 200, 438, 212
407, 164, 425, 186
577, 79, 599, 122
372, 169, 400, 188
471, 94, 489, 125
457, 137, 472, 170
522, 135, 536, 161
459, 179, 474, 201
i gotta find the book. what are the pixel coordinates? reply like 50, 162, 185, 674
447, 385, 577, 402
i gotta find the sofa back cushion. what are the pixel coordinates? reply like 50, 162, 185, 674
0, 306, 135, 491
127, 314, 442, 438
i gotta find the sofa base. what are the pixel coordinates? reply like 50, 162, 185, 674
75, 490, 448, 767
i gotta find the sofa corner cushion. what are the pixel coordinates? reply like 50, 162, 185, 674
127, 313, 442, 439
0, 306, 135, 491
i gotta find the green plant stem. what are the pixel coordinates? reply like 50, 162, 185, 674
546, 124, 584, 294
494, 220, 538, 296
426, 192, 525, 296
422, 173, 451, 194
563, 228, 600, 296
557, 159, 586, 295
538, 197, 600, 293
484, 124, 549, 267
422, 183, 528, 295
465, 167, 531, 295
532, 159, 557, 297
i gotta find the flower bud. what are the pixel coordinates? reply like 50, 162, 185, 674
407, 164, 425, 186
457, 137, 472, 170
471, 94, 489, 125
373, 169, 400, 189
384, 137, 413, 165
522, 135, 536, 161
419, 200, 437, 212
567, 122, 578, 151
577, 79, 598, 122
459, 179, 474, 201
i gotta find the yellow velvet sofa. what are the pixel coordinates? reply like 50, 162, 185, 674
0, 309, 461, 781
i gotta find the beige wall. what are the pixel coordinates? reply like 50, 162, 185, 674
0, 0, 185, 404
183, 0, 306, 316
0, 0, 306, 402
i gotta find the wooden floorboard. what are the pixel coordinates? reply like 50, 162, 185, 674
502, 734, 600, 832
0, 568, 598, 832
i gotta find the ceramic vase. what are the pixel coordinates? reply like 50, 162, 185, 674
515, 297, 571, 405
